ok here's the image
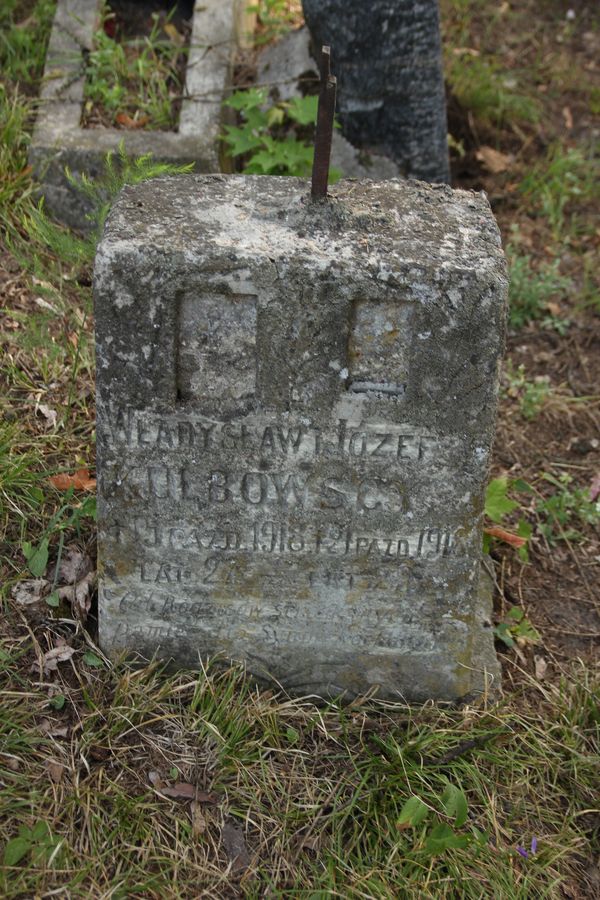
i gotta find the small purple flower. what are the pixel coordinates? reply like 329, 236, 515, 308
531, 836, 538, 854
517, 837, 538, 859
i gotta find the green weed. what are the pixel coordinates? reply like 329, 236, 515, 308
519, 144, 600, 239
536, 473, 600, 544
248, 0, 303, 46
446, 54, 539, 127
539, 314, 571, 336
83, 2, 188, 130
507, 241, 570, 329
0, 0, 56, 87
494, 607, 540, 650
223, 88, 341, 179
25, 142, 195, 267
3, 821, 63, 869
503, 360, 552, 420
20, 487, 96, 580
71, 142, 194, 235
484, 476, 533, 561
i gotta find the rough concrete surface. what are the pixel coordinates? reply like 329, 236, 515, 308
302, 0, 450, 184
94, 174, 506, 701
29, 0, 236, 231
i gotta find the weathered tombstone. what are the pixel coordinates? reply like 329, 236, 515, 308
302, 0, 450, 184
94, 174, 506, 701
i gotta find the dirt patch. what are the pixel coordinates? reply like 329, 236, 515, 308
439, 0, 600, 680
491, 320, 600, 668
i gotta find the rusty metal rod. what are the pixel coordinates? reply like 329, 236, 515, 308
311, 46, 337, 200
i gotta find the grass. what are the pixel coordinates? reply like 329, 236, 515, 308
507, 244, 570, 330
0, 0, 55, 87
250, 0, 304, 47
0, 646, 598, 897
519, 144, 600, 241
82, 0, 190, 131
441, 0, 540, 128
446, 54, 540, 127
1, 0, 599, 896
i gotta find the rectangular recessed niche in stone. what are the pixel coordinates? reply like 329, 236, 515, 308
177, 293, 257, 405
349, 299, 412, 395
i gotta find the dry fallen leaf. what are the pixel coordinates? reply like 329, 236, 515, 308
32, 276, 53, 290
57, 547, 93, 585
562, 105, 573, 130
475, 145, 512, 174
39, 719, 70, 738
37, 403, 57, 428
546, 301, 562, 317
221, 820, 250, 874
74, 571, 95, 618
159, 782, 219, 802
164, 22, 184, 46
45, 759, 64, 783
148, 770, 166, 790
452, 46, 480, 57
190, 800, 207, 836
475, 146, 513, 174
160, 782, 196, 799
49, 468, 96, 491
35, 641, 75, 676
11, 578, 48, 605
534, 655, 548, 680
484, 526, 527, 548
87, 746, 110, 762
115, 112, 150, 129
34, 296, 58, 313
58, 571, 95, 621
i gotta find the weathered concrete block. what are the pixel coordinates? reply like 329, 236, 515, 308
30, 0, 236, 231
94, 174, 506, 701
302, 0, 450, 184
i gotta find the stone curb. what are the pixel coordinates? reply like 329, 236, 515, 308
30, 0, 238, 231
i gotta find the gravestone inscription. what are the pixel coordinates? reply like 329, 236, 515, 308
94, 174, 506, 700
302, 0, 450, 184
